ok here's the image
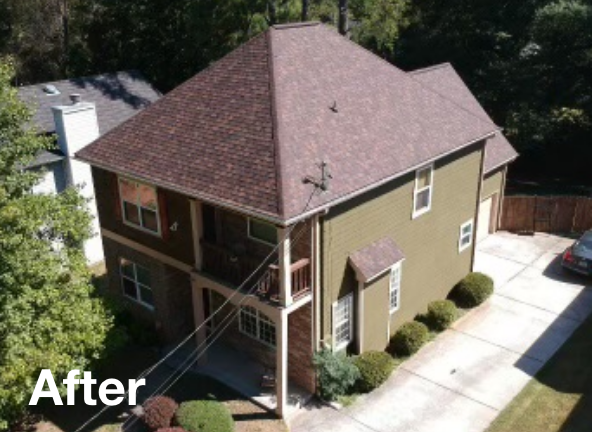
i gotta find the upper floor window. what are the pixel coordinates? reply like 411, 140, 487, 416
413, 164, 434, 218
239, 306, 276, 347
119, 177, 160, 234
120, 258, 154, 309
333, 294, 353, 351
459, 219, 474, 252
248, 218, 277, 245
389, 262, 402, 314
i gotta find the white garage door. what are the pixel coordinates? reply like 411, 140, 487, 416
477, 197, 493, 242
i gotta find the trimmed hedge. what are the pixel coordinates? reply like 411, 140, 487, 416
426, 300, 457, 331
452, 272, 494, 308
354, 351, 395, 392
142, 396, 178, 430
175, 400, 234, 432
389, 322, 429, 356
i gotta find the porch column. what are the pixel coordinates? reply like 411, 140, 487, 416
192, 283, 208, 365
275, 311, 288, 417
278, 227, 292, 307
190, 200, 204, 271
312, 215, 322, 350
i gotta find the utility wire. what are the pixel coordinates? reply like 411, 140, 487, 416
121, 219, 312, 431
72, 188, 318, 432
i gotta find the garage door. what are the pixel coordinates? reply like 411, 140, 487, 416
477, 197, 493, 242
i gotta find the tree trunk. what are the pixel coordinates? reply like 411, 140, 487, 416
268, 0, 277, 25
338, 0, 348, 36
61, 0, 69, 74
302, 0, 309, 22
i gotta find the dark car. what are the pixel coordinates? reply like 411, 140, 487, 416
562, 231, 592, 276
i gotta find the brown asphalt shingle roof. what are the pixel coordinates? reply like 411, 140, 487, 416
77, 23, 503, 223
409, 63, 518, 173
349, 237, 405, 282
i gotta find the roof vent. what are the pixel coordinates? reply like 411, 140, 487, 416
43, 84, 60, 95
70, 93, 82, 104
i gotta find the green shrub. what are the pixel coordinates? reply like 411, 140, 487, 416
452, 272, 494, 308
354, 351, 395, 392
155, 429, 187, 432
389, 322, 429, 356
142, 396, 178, 430
426, 300, 458, 331
175, 400, 234, 432
313, 348, 360, 401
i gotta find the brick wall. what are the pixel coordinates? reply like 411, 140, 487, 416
103, 236, 194, 343
288, 304, 315, 393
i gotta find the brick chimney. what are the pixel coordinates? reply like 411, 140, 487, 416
52, 97, 104, 264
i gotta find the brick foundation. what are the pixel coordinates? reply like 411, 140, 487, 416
288, 304, 316, 393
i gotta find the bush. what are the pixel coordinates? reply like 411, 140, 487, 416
452, 272, 494, 308
142, 396, 179, 430
155, 429, 187, 432
389, 322, 429, 356
354, 351, 395, 392
175, 400, 234, 432
313, 348, 360, 401
426, 300, 458, 331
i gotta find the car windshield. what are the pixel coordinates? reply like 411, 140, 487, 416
576, 233, 592, 251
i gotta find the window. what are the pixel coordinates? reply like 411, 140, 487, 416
120, 258, 154, 309
239, 306, 276, 347
333, 294, 353, 351
248, 218, 277, 245
389, 263, 402, 313
119, 177, 160, 234
459, 219, 474, 252
413, 165, 434, 218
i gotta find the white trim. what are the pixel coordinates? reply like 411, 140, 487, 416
412, 163, 434, 219
332, 294, 354, 351
459, 218, 475, 252
238, 305, 277, 348
389, 262, 402, 314
357, 281, 364, 353
247, 217, 278, 246
118, 176, 162, 236
120, 258, 155, 310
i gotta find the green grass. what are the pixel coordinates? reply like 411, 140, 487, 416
487, 314, 592, 432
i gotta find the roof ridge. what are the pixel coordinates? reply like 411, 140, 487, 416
266, 28, 285, 219
408, 62, 453, 75
314, 25, 500, 135
406, 64, 501, 128
272, 21, 320, 30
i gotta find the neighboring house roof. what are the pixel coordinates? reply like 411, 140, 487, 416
18, 70, 161, 170
409, 63, 518, 173
18, 70, 162, 135
349, 237, 405, 282
77, 23, 501, 224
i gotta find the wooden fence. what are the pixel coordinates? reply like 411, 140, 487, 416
500, 196, 592, 234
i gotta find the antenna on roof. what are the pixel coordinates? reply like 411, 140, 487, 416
303, 161, 332, 192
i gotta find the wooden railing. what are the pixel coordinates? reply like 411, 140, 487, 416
201, 241, 311, 302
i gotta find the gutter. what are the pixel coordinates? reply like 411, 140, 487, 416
76, 130, 497, 227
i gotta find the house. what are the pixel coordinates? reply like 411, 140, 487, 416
17, 71, 161, 263
75, 23, 517, 417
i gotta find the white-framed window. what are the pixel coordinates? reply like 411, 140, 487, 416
120, 258, 154, 309
333, 294, 353, 351
119, 177, 161, 235
412, 164, 434, 218
239, 306, 276, 347
389, 262, 402, 313
459, 219, 474, 252
248, 218, 277, 245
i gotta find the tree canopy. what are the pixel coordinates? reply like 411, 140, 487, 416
0, 58, 116, 429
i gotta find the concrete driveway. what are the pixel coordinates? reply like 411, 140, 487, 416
290, 232, 592, 432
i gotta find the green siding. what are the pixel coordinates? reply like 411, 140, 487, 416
321, 142, 485, 350
363, 273, 391, 351
482, 167, 504, 200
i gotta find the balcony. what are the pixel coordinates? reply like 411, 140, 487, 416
201, 240, 311, 304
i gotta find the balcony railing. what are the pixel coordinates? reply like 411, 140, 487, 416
201, 241, 311, 303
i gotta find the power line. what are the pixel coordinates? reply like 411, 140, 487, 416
121, 222, 312, 431
72, 189, 318, 432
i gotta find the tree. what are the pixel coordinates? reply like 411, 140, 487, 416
0, 57, 116, 429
